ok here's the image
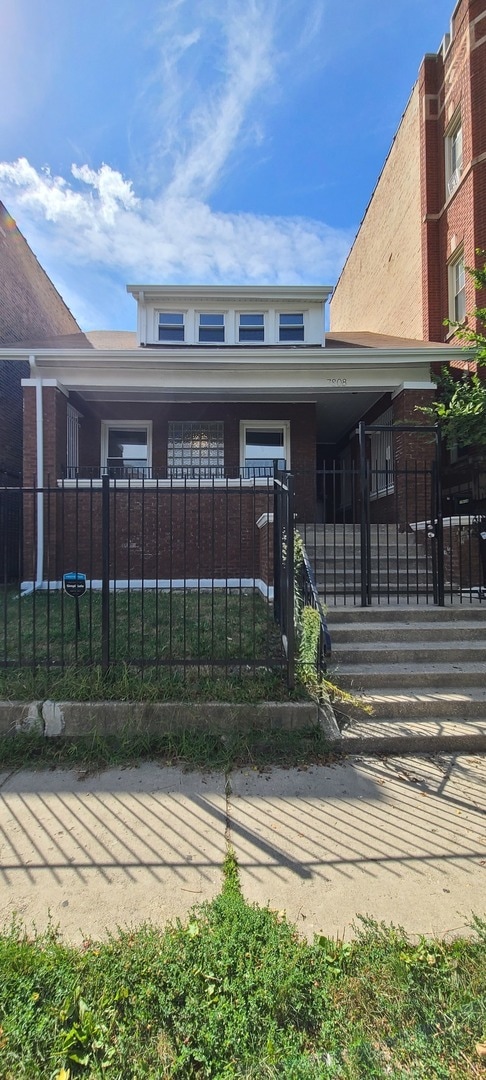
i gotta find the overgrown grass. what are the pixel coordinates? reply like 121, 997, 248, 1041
1, 590, 282, 668
0, 589, 293, 704
0, 853, 485, 1078
0, 663, 298, 705
0, 724, 334, 773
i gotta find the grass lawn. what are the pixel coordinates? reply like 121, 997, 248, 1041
0, 588, 292, 703
0, 853, 484, 1079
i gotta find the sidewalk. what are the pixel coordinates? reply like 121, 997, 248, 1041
0, 754, 485, 943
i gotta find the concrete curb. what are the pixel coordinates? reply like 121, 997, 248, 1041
0, 699, 341, 743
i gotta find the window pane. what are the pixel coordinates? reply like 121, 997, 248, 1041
279, 325, 304, 341
239, 327, 264, 342
159, 313, 184, 325
240, 314, 264, 326
246, 430, 284, 448
199, 326, 225, 342
199, 313, 224, 326
279, 313, 303, 325
108, 429, 147, 462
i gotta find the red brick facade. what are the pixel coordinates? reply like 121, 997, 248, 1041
0, 202, 79, 480
421, 0, 486, 343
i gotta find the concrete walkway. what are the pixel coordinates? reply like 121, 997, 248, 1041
0, 754, 485, 943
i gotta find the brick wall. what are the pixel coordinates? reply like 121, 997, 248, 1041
0, 202, 80, 479
330, 83, 423, 337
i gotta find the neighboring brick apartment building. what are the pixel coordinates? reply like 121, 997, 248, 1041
0, 201, 80, 480
330, 0, 486, 346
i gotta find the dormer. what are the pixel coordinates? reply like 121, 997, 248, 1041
126, 285, 332, 347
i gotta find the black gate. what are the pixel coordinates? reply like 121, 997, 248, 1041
297, 423, 453, 607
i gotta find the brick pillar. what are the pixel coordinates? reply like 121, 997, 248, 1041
392, 386, 438, 525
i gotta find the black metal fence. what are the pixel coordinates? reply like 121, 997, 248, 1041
296, 450, 485, 606
1, 474, 295, 682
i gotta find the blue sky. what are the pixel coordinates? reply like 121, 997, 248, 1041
1, 0, 455, 330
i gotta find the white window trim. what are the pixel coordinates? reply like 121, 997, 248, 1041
239, 420, 291, 471
101, 420, 153, 471
197, 311, 226, 343
448, 250, 466, 324
156, 311, 186, 343
445, 111, 463, 198
237, 311, 265, 343
278, 311, 305, 343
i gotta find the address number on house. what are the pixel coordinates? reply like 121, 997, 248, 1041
326, 378, 347, 385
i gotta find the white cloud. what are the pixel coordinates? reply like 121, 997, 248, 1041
0, 158, 351, 288
0, 0, 353, 326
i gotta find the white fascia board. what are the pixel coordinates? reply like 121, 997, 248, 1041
126, 284, 333, 303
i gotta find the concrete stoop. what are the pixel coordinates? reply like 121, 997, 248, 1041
327, 606, 486, 753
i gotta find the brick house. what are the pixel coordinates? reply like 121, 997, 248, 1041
0, 201, 80, 482
0, 283, 467, 596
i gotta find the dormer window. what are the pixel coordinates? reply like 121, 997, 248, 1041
158, 312, 184, 342
279, 313, 304, 342
239, 313, 264, 342
199, 313, 225, 343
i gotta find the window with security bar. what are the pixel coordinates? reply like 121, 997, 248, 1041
167, 421, 224, 476
369, 407, 394, 498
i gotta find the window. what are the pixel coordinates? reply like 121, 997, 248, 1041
239, 313, 264, 343
199, 313, 225, 343
445, 114, 463, 197
101, 422, 151, 477
240, 421, 289, 476
279, 313, 304, 342
167, 421, 224, 476
449, 252, 466, 323
158, 312, 184, 342
369, 407, 394, 498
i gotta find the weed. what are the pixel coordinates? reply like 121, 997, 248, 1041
0, 871, 484, 1078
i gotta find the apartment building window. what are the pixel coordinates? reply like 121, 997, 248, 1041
369, 407, 394, 498
239, 313, 264, 342
167, 421, 224, 475
158, 313, 185, 342
449, 252, 466, 323
279, 313, 304, 342
445, 113, 463, 197
198, 313, 225, 343
101, 422, 152, 477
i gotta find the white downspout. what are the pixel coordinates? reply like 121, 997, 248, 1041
22, 367, 44, 594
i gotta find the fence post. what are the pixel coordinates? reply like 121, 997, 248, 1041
434, 425, 445, 606
286, 473, 295, 691
273, 464, 281, 622
101, 473, 110, 671
358, 421, 370, 606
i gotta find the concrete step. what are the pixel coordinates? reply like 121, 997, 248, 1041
335, 717, 486, 754
333, 664, 486, 690
330, 622, 486, 643
338, 687, 486, 719
328, 606, 486, 622
329, 642, 486, 664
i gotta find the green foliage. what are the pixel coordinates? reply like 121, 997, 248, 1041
418, 367, 486, 448
417, 251, 486, 447
0, 882, 485, 1078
